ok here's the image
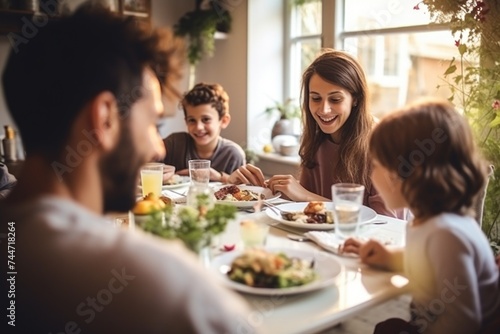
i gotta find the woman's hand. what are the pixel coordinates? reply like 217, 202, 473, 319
227, 164, 266, 186
266, 175, 327, 201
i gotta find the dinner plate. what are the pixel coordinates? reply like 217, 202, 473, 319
266, 202, 377, 230
213, 185, 281, 208
162, 176, 191, 189
210, 247, 341, 296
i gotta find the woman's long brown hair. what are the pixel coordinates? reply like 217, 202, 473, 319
299, 49, 373, 187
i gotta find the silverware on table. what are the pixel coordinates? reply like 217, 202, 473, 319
287, 234, 311, 242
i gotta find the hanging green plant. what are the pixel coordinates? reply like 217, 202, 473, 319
174, 1, 232, 65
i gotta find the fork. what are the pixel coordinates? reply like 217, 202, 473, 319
165, 189, 187, 197
262, 202, 294, 219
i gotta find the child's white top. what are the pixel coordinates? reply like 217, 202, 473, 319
405, 212, 499, 333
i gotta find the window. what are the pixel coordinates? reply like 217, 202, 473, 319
285, 0, 322, 102
286, 0, 461, 117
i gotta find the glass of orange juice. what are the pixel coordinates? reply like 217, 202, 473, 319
140, 163, 164, 198
240, 219, 269, 248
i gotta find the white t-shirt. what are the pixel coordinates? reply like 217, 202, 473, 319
404, 213, 500, 333
0, 197, 256, 333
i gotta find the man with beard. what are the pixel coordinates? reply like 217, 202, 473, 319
0, 3, 254, 334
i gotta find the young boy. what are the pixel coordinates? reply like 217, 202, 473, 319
162, 82, 245, 182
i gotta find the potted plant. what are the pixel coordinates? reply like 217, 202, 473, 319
264, 98, 301, 139
174, 0, 232, 66
139, 193, 236, 254
414, 0, 500, 251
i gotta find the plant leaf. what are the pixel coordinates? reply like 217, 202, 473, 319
490, 114, 500, 127
458, 44, 467, 56
444, 65, 457, 75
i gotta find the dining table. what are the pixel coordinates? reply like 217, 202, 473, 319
156, 186, 411, 334
108, 184, 409, 334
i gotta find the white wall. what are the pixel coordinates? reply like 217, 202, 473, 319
193, 0, 285, 151
247, 0, 284, 151
195, 0, 248, 148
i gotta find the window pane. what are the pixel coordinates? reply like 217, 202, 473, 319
289, 38, 322, 100
291, 0, 322, 37
344, 0, 431, 32
344, 30, 462, 117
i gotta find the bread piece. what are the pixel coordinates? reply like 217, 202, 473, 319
303, 201, 325, 214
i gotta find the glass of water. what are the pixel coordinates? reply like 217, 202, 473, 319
331, 183, 365, 239
188, 159, 211, 185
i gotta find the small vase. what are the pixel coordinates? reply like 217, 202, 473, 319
198, 245, 212, 268
271, 119, 295, 139
183, 238, 212, 268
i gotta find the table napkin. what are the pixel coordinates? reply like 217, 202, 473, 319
305, 231, 396, 257
304, 231, 356, 257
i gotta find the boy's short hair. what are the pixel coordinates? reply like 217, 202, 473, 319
181, 82, 229, 118
369, 98, 488, 220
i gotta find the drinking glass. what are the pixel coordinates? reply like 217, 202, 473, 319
239, 219, 269, 249
331, 183, 365, 239
140, 163, 164, 198
188, 159, 211, 185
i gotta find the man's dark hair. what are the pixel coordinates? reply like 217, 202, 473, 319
2, 3, 184, 158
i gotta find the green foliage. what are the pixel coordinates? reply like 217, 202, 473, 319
141, 196, 236, 253
292, 0, 318, 5
174, 1, 232, 65
420, 0, 500, 248
264, 98, 301, 120
243, 147, 259, 165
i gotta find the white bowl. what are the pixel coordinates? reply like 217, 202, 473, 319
272, 135, 298, 152
280, 143, 299, 156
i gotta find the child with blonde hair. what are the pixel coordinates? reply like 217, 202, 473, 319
342, 98, 499, 333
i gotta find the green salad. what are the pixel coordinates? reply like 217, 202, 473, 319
227, 249, 316, 288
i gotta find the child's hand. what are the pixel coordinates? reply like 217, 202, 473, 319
358, 239, 391, 271
341, 237, 364, 255
176, 168, 189, 176
341, 238, 392, 271
209, 167, 222, 182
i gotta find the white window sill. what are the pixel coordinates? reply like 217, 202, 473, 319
255, 152, 300, 177
256, 152, 300, 165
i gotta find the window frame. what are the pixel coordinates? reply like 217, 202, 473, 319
284, 0, 451, 109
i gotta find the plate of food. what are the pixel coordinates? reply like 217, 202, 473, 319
266, 201, 377, 230
213, 185, 281, 208
162, 175, 191, 189
210, 248, 341, 296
